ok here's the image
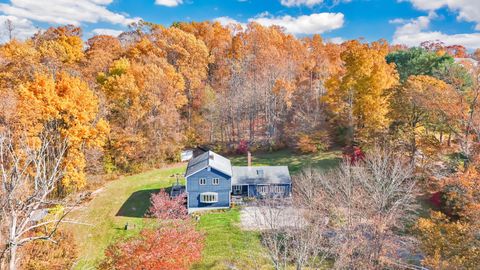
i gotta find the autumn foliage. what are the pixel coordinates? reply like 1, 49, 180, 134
101, 221, 204, 270
416, 211, 480, 269
416, 166, 480, 268
102, 190, 201, 270
147, 190, 188, 220
20, 230, 78, 270
2, 18, 480, 269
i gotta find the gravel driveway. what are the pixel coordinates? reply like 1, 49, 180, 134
240, 206, 303, 230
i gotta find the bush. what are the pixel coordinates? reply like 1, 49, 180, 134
343, 146, 365, 164
429, 191, 443, 208
296, 131, 330, 154
20, 230, 78, 270
147, 189, 188, 220
101, 221, 204, 270
236, 139, 249, 154
442, 183, 470, 219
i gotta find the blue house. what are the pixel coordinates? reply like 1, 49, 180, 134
185, 150, 292, 212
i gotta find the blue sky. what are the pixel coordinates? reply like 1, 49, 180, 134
0, 0, 480, 49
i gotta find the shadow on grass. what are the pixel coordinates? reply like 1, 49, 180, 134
116, 187, 172, 218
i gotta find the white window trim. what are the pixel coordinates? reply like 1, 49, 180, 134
200, 192, 218, 203
233, 185, 242, 195
257, 185, 268, 194
199, 178, 206, 185
212, 178, 220, 185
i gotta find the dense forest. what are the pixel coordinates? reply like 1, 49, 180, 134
1, 20, 480, 269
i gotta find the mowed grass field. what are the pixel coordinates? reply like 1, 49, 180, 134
67, 150, 341, 269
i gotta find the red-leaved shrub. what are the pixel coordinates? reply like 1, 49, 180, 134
147, 189, 187, 220
429, 191, 443, 208
101, 221, 204, 270
343, 146, 365, 164
236, 139, 249, 154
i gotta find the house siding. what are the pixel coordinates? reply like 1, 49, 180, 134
186, 167, 231, 209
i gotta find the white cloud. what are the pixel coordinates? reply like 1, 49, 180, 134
214, 16, 247, 29
250, 12, 344, 34
0, 15, 38, 42
215, 12, 344, 35
0, 0, 140, 26
155, 0, 183, 7
280, 0, 324, 7
92, 28, 123, 37
402, 0, 480, 30
392, 12, 480, 49
280, 0, 351, 8
327, 37, 344, 43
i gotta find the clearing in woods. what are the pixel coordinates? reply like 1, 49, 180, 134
67, 149, 341, 269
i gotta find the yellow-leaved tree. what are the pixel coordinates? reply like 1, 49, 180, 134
325, 40, 398, 145
417, 211, 480, 269
99, 54, 187, 172
35, 25, 84, 67
15, 72, 108, 192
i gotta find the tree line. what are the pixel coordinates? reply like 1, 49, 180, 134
1, 19, 480, 269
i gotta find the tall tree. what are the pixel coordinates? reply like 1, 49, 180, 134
386, 47, 453, 82
14, 72, 108, 190
389, 75, 465, 165
0, 130, 71, 270
325, 40, 398, 144
292, 146, 417, 269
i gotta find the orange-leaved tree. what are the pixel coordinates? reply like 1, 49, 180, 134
417, 166, 480, 269
99, 52, 187, 171
416, 211, 480, 269
15, 72, 108, 191
389, 75, 465, 165
101, 221, 204, 270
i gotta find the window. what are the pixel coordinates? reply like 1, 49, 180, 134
199, 178, 206, 185
256, 169, 264, 177
257, 185, 268, 194
275, 186, 285, 193
200, 192, 218, 203
233, 185, 242, 195
212, 178, 220, 185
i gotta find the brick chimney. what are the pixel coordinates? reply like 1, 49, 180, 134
247, 151, 252, 167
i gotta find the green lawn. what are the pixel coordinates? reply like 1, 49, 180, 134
68, 150, 341, 269
68, 166, 186, 269
229, 149, 341, 173
193, 208, 270, 270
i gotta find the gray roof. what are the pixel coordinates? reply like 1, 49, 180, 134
30, 209, 49, 222
185, 151, 232, 177
231, 166, 291, 185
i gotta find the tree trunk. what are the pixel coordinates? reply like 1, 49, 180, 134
411, 129, 417, 167
9, 215, 17, 270
9, 244, 16, 270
